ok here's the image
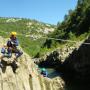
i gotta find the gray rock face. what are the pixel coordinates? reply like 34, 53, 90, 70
37, 38, 90, 80
62, 37, 90, 81
37, 41, 81, 68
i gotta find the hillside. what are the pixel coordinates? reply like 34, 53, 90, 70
0, 17, 55, 36
0, 17, 56, 57
36, 0, 90, 59
46, 0, 90, 47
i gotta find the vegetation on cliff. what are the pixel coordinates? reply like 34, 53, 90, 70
0, 17, 55, 57
47, 0, 90, 46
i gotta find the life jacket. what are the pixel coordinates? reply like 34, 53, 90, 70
7, 37, 19, 48
10, 37, 19, 46
7, 40, 12, 47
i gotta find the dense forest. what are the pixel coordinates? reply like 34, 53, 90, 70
49, 0, 90, 41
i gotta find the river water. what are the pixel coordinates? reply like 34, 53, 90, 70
46, 68, 62, 78
45, 68, 90, 90
46, 68, 63, 78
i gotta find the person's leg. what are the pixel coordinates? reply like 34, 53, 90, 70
14, 49, 23, 61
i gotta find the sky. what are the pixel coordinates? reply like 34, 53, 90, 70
0, 0, 78, 25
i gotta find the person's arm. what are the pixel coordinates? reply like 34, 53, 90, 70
14, 39, 19, 46
11, 39, 19, 46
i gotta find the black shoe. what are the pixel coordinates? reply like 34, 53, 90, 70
15, 51, 23, 59
11, 61, 18, 73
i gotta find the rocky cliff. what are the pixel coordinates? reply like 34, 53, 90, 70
36, 41, 82, 68
61, 37, 90, 82
0, 36, 64, 90
37, 37, 90, 80
36, 37, 90, 90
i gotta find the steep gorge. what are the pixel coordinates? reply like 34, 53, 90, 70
0, 36, 64, 90
37, 36, 90, 90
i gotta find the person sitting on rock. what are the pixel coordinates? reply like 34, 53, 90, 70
7, 32, 23, 60
0, 32, 23, 67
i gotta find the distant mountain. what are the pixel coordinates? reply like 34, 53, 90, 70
0, 17, 56, 38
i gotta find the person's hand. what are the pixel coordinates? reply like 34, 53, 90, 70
11, 41, 14, 44
8, 47, 13, 50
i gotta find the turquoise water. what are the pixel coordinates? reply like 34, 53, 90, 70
45, 68, 62, 78
45, 68, 90, 90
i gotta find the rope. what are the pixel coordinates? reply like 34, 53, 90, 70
0, 30, 90, 45
37, 36, 90, 45
41, 37, 77, 43
32, 36, 90, 45
25, 33, 90, 45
